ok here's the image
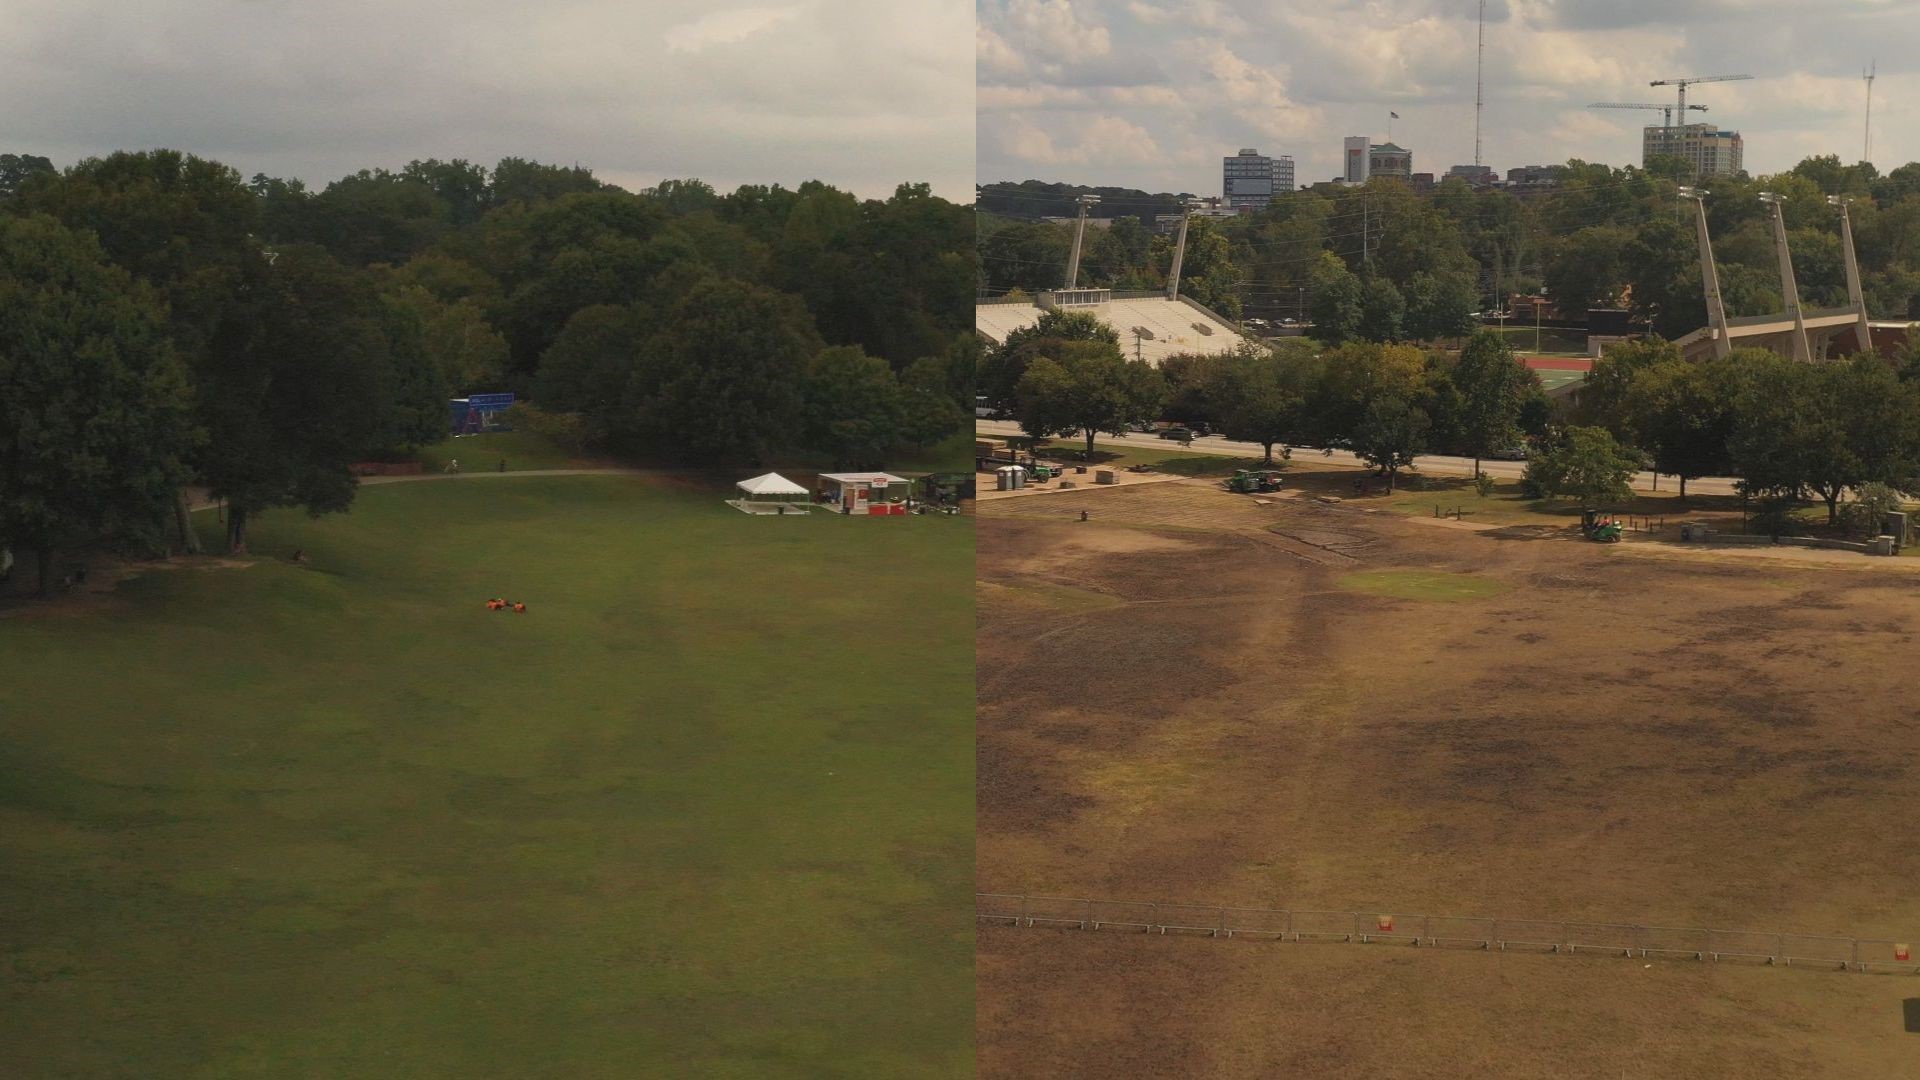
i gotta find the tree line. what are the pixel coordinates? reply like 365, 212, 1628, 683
982, 311, 1548, 489
1567, 337, 1920, 528
0, 150, 972, 592
979, 155, 1920, 343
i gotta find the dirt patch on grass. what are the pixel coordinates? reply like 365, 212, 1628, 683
0, 554, 257, 619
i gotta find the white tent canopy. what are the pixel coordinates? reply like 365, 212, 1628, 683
736, 472, 808, 496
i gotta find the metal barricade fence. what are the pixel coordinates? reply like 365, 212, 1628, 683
1855, 940, 1920, 975
1023, 895, 1092, 929
1494, 919, 1566, 952
1565, 922, 1639, 957
1707, 929, 1783, 964
977, 894, 1920, 977
1427, 915, 1496, 949
1641, 924, 1712, 960
1089, 899, 1156, 932
1780, 934, 1855, 969
976, 893, 1024, 926
1291, 909, 1356, 942
1223, 907, 1290, 940
1154, 904, 1227, 936
1358, 912, 1424, 945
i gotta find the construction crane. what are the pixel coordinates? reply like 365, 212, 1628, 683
1649, 74, 1752, 122
1589, 102, 1709, 130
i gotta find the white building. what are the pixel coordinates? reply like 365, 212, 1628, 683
1343, 136, 1371, 184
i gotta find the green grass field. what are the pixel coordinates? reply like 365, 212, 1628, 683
0, 475, 972, 1078
1337, 569, 1507, 602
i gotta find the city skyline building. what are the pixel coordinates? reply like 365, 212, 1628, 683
1222, 147, 1295, 211
1644, 123, 1744, 177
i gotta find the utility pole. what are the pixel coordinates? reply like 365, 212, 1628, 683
1831, 194, 1875, 355
1759, 191, 1811, 361
1678, 186, 1730, 358
1361, 193, 1370, 268
1063, 193, 1099, 289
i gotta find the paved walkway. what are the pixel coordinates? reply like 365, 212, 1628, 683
976, 421, 1741, 497
184, 468, 645, 512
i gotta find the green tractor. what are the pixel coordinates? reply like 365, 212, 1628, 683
1581, 508, 1624, 543
1225, 469, 1285, 495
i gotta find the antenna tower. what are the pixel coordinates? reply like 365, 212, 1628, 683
1474, 0, 1484, 168
1864, 60, 1876, 163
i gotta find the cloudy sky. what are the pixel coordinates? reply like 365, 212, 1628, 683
979, 0, 1920, 195
0, 0, 973, 200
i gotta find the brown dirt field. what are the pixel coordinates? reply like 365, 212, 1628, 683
977, 480, 1920, 1078
978, 928, 1920, 1080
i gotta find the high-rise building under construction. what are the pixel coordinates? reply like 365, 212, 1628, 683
1643, 123, 1743, 177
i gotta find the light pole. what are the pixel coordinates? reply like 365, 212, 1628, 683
1063, 193, 1099, 290
1677, 185, 1730, 358
1165, 197, 1203, 302
1829, 194, 1875, 355
1758, 191, 1811, 361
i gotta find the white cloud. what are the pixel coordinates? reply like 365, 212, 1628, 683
0, 0, 972, 200
994, 113, 1161, 166
663, 5, 806, 54
980, 0, 1920, 194
992, 0, 1113, 59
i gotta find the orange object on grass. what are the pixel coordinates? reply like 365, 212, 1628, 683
513, 602, 527, 613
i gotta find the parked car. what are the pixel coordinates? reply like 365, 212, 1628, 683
1158, 427, 1193, 441
1489, 445, 1530, 461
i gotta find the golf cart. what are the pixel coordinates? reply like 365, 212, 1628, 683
1581, 508, 1624, 543
1225, 469, 1285, 495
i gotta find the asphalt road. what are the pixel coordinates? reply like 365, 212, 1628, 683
974, 420, 1743, 497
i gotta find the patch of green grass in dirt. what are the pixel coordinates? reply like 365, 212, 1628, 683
1338, 569, 1507, 602
978, 579, 1123, 612
0, 476, 972, 1078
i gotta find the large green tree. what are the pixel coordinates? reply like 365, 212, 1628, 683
1014, 343, 1165, 456
1622, 355, 1739, 498
628, 278, 821, 464
1525, 426, 1640, 505
198, 244, 395, 553
1351, 395, 1429, 491
978, 309, 1118, 411
1211, 345, 1302, 464
0, 216, 197, 593
804, 346, 906, 469
1451, 329, 1535, 474
1308, 252, 1363, 344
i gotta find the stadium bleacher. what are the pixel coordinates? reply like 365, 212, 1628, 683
976, 292, 1244, 366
